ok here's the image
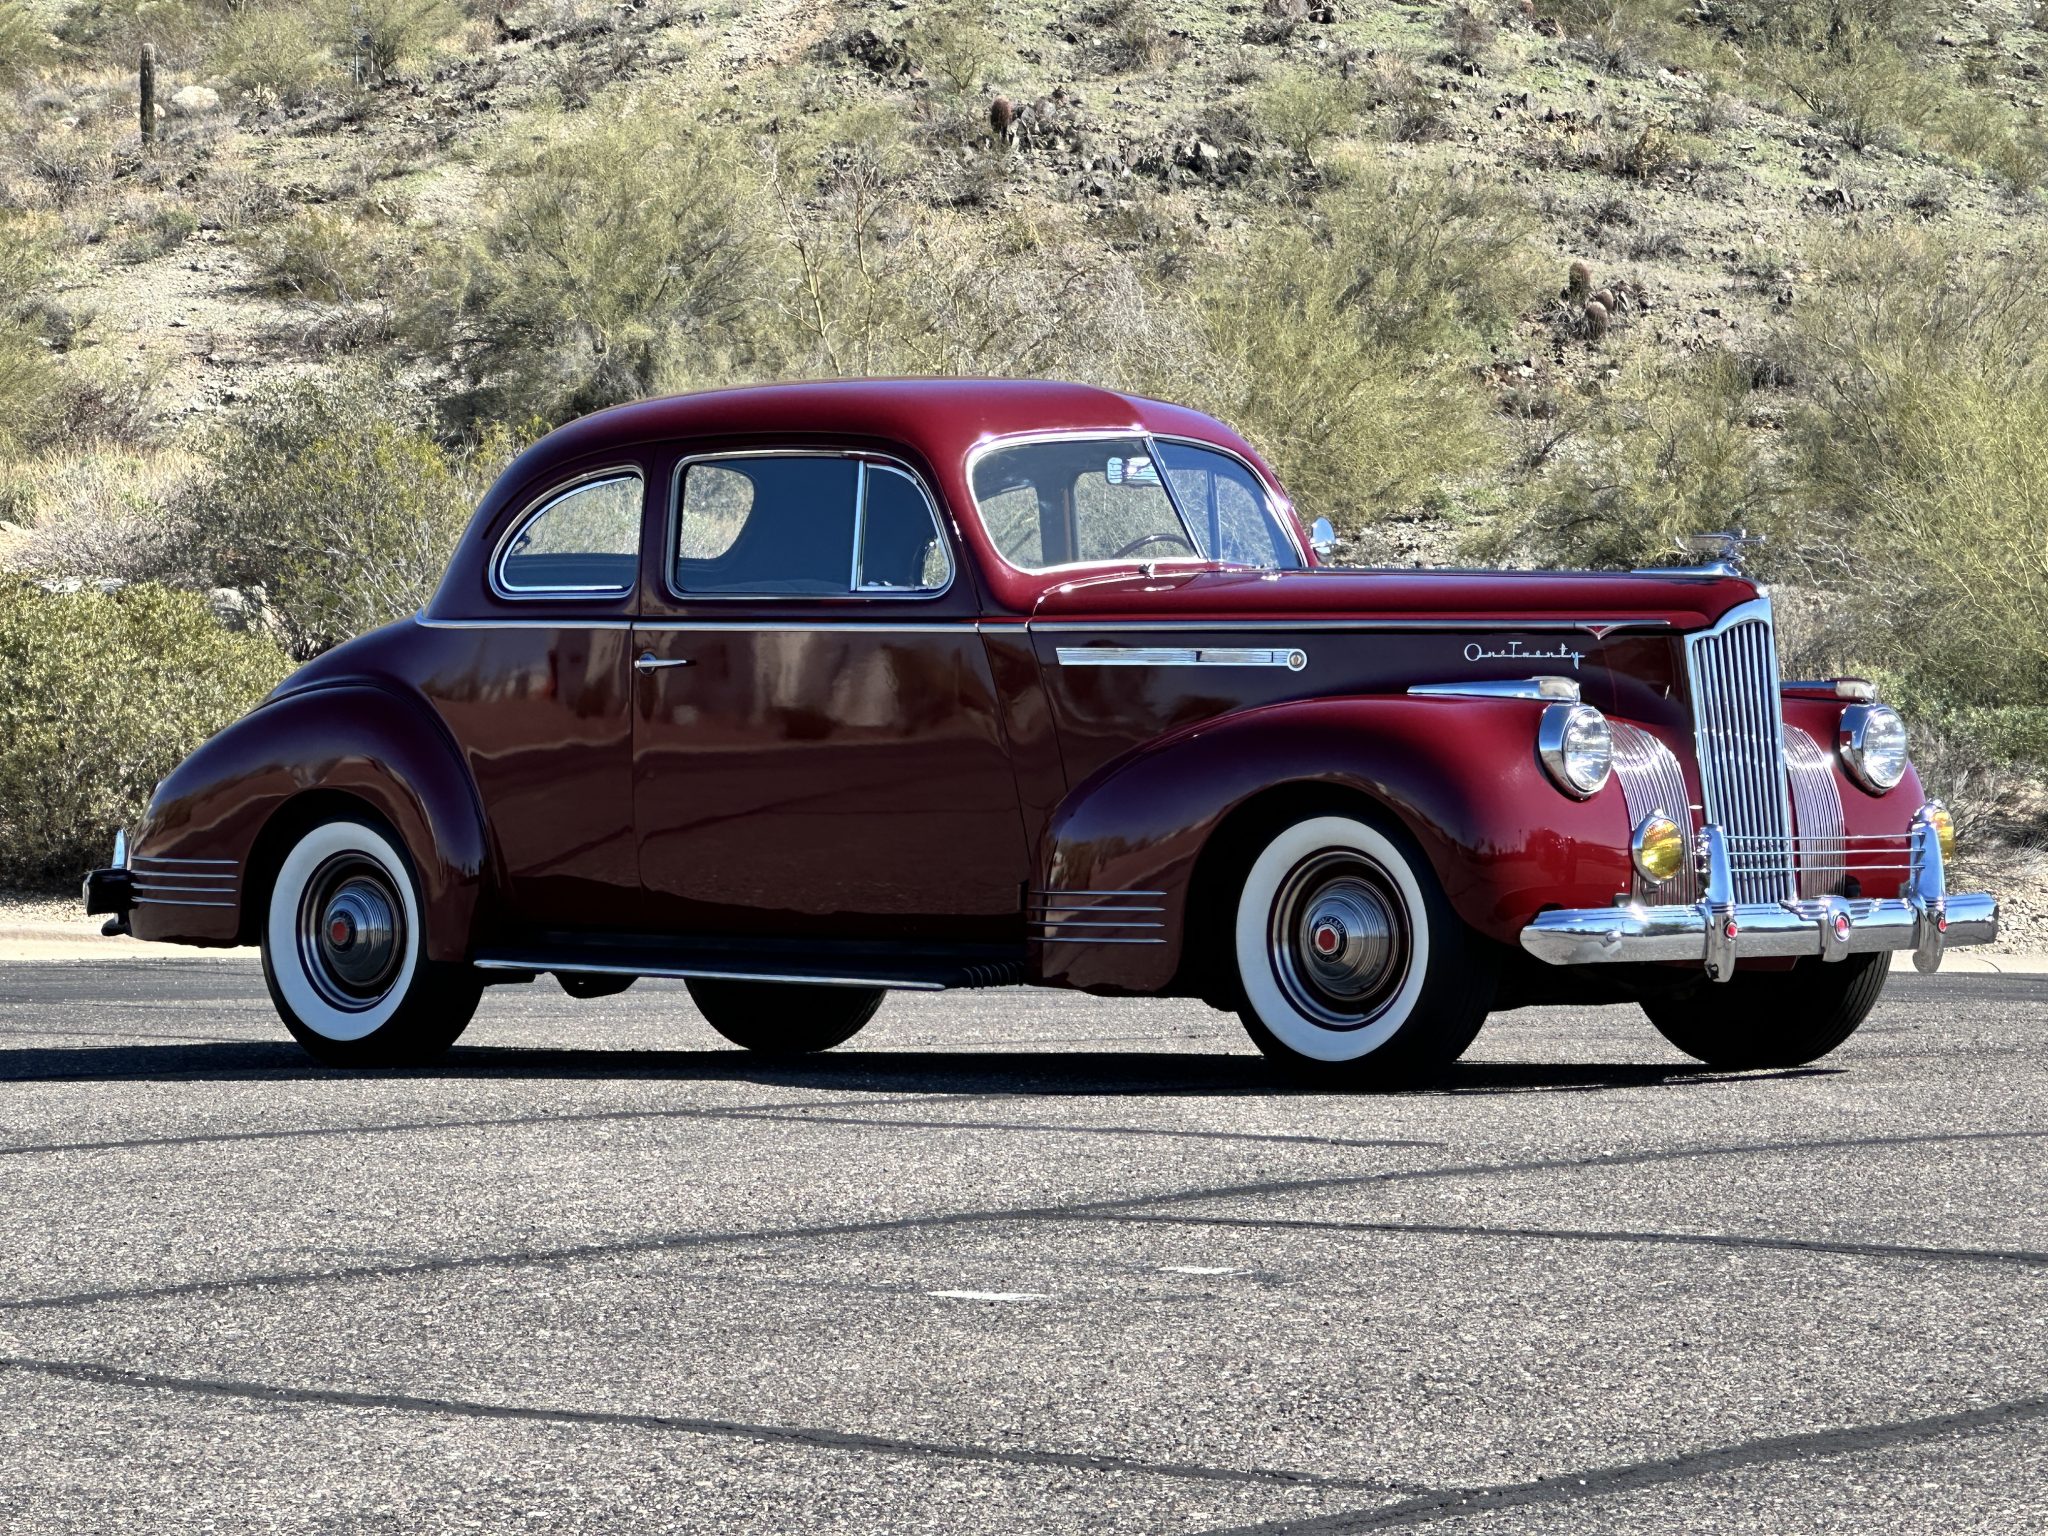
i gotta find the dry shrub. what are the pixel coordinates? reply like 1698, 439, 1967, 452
173, 373, 520, 657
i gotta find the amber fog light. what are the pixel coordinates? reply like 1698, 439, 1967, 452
1922, 802, 1956, 864
1631, 813, 1686, 885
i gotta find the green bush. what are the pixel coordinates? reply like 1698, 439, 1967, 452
1187, 167, 1540, 529
1471, 347, 1785, 570
0, 580, 290, 883
318, 0, 463, 85
0, 1, 54, 85
1256, 66, 1364, 165
424, 108, 767, 424
210, 4, 336, 104
175, 374, 518, 657
241, 209, 379, 301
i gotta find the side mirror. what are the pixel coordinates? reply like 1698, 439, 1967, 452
1309, 517, 1336, 558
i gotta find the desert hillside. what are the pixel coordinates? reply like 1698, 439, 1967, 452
0, 0, 2042, 926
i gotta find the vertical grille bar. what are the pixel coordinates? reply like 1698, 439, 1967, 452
1685, 599, 1795, 903
1608, 722, 1701, 905
1783, 725, 1847, 899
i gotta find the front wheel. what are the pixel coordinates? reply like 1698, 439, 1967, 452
1642, 951, 1889, 1069
686, 977, 883, 1056
1234, 814, 1495, 1087
262, 818, 480, 1067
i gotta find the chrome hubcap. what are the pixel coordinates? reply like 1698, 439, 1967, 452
297, 856, 404, 1011
1269, 850, 1411, 1030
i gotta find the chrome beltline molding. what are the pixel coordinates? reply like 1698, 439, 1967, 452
1056, 645, 1308, 670
1408, 677, 1581, 702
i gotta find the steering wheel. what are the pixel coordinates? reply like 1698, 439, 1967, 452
1109, 530, 1198, 560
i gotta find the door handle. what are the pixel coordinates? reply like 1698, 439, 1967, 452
634, 652, 693, 673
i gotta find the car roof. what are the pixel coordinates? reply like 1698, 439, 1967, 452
514, 378, 1254, 470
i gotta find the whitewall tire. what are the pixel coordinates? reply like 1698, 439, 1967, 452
1234, 814, 1494, 1084
261, 818, 480, 1066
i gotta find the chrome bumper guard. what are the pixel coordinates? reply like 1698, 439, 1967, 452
1520, 816, 1997, 980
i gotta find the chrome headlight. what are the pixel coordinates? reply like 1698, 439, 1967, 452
1539, 702, 1612, 798
1840, 703, 1908, 793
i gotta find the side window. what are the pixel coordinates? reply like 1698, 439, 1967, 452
676, 456, 859, 596
1156, 441, 1302, 568
857, 466, 950, 592
674, 455, 948, 597
498, 471, 642, 595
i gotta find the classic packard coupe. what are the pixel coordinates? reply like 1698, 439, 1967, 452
85, 380, 1997, 1078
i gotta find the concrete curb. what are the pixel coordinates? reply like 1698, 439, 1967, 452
0, 925, 246, 962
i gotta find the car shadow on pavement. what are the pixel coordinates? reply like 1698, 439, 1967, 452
0, 1039, 1836, 1095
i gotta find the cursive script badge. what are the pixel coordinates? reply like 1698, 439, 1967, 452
1464, 639, 1587, 670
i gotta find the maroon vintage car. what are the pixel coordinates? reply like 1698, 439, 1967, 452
85, 379, 1996, 1078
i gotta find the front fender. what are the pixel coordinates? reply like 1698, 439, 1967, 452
1036, 695, 1635, 993
128, 684, 489, 959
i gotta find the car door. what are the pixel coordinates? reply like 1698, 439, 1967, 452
631, 447, 1030, 945
420, 461, 644, 937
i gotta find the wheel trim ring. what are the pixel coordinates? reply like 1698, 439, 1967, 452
1267, 849, 1414, 1031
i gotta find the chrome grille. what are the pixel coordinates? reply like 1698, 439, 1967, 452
1609, 722, 1700, 904
1684, 600, 1796, 903
1783, 724, 1847, 899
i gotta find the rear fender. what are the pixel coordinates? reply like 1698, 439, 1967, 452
1035, 695, 1634, 993
128, 685, 489, 959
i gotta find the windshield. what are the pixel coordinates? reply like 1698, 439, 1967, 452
969, 434, 1303, 573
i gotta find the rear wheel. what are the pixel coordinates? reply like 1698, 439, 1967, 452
686, 977, 883, 1056
1642, 952, 1889, 1069
1234, 814, 1495, 1087
262, 818, 480, 1067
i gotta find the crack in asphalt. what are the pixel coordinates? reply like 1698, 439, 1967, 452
6, 1126, 2046, 1315
1187, 1390, 2048, 1533
1104, 1213, 2048, 1270
0, 1355, 1423, 1496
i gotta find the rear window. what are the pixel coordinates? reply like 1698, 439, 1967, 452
497, 472, 642, 595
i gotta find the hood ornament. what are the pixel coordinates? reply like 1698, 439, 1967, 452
1679, 529, 1763, 569
1633, 529, 1763, 580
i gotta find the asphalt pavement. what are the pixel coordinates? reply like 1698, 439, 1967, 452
0, 960, 2043, 1533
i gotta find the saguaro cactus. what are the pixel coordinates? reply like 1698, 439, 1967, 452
139, 43, 156, 147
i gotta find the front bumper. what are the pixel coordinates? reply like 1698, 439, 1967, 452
1521, 818, 1997, 980
82, 827, 133, 933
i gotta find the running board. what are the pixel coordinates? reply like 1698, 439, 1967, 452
471, 942, 1028, 993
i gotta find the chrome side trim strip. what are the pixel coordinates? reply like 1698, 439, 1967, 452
633, 622, 983, 635
1029, 619, 1670, 634
1056, 645, 1308, 669
1029, 918, 1166, 930
1026, 904, 1165, 915
416, 617, 638, 631
1408, 677, 1581, 702
1029, 889, 1165, 898
1026, 935, 1169, 945
471, 958, 945, 991
130, 856, 237, 867
133, 896, 237, 909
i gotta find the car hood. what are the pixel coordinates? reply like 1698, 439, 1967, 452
1025, 566, 1755, 631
